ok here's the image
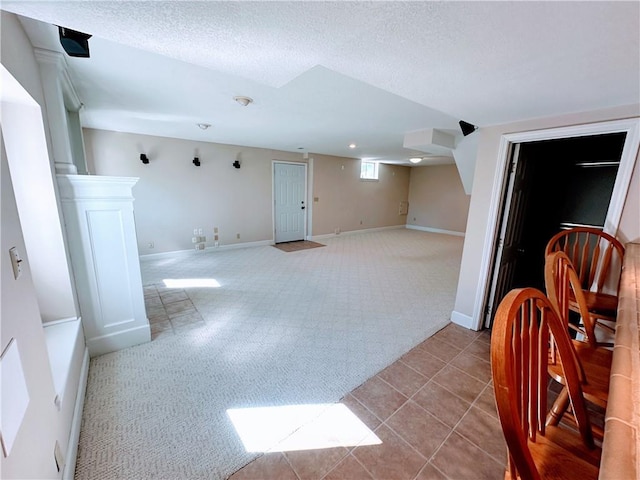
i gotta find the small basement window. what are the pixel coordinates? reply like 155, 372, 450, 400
360, 161, 379, 180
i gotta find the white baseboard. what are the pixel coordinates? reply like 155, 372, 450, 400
86, 324, 151, 357
212, 239, 273, 251
139, 239, 273, 259
62, 346, 89, 480
406, 225, 465, 237
311, 225, 404, 241
451, 310, 476, 330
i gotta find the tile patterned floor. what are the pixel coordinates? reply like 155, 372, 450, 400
143, 283, 206, 339
229, 323, 507, 480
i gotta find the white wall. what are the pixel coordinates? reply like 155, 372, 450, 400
310, 153, 410, 236
1, 11, 86, 479
406, 164, 470, 235
452, 105, 640, 329
85, 130, 413, 253
1, 12, 78, 323
0, 133, 62, 479
84, 129, 305, 254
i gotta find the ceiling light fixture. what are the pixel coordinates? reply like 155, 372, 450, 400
233, 96, 253, 107
197, 123, 211, 130
409, 157, 422, 164
348, 143, 357, 149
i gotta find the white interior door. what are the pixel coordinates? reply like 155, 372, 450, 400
484, 144, 531, 327
274, 162, 306, 243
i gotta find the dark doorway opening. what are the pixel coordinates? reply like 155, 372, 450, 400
484, 132, 626, 328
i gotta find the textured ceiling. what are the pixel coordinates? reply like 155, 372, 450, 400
3, 1, 639, 165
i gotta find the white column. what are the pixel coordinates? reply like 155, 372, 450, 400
34, 49, 80, 174
57, 175, 150, 356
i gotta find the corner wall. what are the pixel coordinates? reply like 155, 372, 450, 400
310, 153, 410, 236
453, 105, 640, 330
406, 164, 470, 235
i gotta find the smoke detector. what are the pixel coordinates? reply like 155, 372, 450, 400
233, 96, 253, 107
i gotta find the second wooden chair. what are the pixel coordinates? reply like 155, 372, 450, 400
545, 227, 624, 327
544, 250, 612, 433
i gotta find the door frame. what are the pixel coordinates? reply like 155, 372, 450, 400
472, 118, 640, 331
272, 160, 309, 243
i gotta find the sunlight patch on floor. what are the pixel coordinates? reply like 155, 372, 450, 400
227, 403, 381, 453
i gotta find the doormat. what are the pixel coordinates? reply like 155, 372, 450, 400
273, 240, 325, 253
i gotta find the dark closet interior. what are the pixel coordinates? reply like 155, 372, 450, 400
508, 132, 626, 292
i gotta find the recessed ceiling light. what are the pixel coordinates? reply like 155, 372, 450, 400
348, 143, 357, 149
197, 123, 211, 130
409, 157, 422, 164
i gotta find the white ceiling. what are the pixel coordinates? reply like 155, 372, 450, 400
3, 1, 639, 166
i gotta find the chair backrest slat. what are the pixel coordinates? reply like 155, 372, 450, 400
545, 251, 598, 350
491, 287, 594, 479
546, 227, 625, 294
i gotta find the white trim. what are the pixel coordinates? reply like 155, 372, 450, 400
471, 118, 640, 331
451, 310, 474, 330
406, 225, 465, 237
86, 324, 150, 357
306, 157, 314, 240
311, 225, 404, 241
62, 347, 89, 480
214, 240, 274, 251
43, 317, 83, 404
138, 239, 274, 259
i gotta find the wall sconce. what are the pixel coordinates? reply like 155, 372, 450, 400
232, 160, 241, 169
140, 154, 149, 164
193, 157, 201, 167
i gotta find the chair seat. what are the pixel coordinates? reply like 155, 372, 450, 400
568, 290, 618, 319
548, 341, 612, 408
583, 290, 618, 318
505, 425, 601, 479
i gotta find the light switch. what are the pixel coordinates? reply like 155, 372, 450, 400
9, 247, 22, 280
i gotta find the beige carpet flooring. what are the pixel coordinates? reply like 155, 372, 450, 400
74, 228, 464, 479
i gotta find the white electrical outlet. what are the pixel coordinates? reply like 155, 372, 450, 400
198, 228, 203, 235
193, 228, 198, 235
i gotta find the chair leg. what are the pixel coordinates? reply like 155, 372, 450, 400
546, 388, 570, 426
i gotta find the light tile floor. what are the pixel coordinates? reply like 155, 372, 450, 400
228, 322, 507, 480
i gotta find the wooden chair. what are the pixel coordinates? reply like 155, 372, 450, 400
545, 250, 611, 349
491, 287, 601, 480
544, 251, 612, 432
545, 227, 624, 328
